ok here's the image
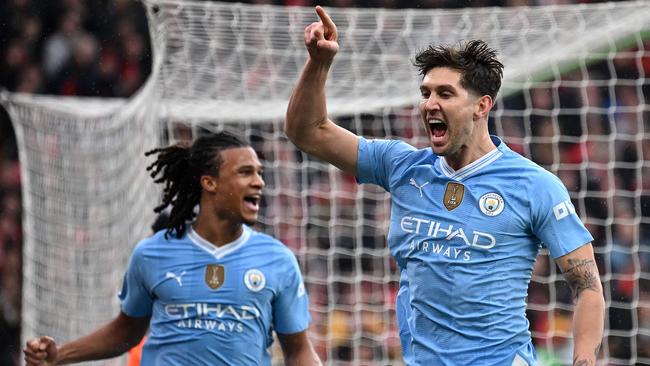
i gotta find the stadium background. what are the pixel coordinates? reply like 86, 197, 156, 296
0, 0, 648, 365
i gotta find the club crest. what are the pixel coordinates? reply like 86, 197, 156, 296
205, 264, 225, 290
479, 192, 505, 216
244, 269, 266, 292
443, 182, 465, 211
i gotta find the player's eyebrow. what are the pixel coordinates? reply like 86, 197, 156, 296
420, 84, 457, 94
435, 84, 457, 92
237, 163, 263, 171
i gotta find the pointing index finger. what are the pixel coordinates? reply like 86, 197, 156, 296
315, 6, 337, 37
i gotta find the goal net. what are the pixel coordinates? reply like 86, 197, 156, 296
2, 1, 649, 365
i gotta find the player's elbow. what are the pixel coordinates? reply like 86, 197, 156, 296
284, 118, 320, 154
283, 119, 299, 143
590, 290, 606, 309
577, 288, 605, 313
284, 113, 301, 141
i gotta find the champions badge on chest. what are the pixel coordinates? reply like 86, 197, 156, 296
443, 182, 465, 211
205, 264, 225, 290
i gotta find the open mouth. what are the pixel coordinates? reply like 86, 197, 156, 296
243, 195, 260, 211
428, 119, 447, 139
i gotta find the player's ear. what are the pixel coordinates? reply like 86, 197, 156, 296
474, 94, 493, 120
200, 175, 218, 193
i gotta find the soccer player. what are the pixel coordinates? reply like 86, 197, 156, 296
285, 6, 605, 366
23, 132, 321, 366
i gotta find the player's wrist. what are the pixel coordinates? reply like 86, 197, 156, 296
306, 56, 334, 71
572, 354, 596, 366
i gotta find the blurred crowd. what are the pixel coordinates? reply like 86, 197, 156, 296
0, 0, 150, 97
0, 0, 151, 364
0, 0, 648, 365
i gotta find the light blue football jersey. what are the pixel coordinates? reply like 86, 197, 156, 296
396, 270, 414, 365
118, 225, 310, 366
357, 136, 593, 366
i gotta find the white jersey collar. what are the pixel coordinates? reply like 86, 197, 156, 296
438, 136, 504, 181
188, 225, 251, 260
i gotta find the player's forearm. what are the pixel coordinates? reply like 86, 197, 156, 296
572, 290, 605, 366
57, 315, 147, 364
285, 59, 332, 151
278, 331, 322, 366
283, 346, 322, 366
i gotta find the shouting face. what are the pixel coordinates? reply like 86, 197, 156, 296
203, 147, 265, 226
419, 67, 488, 163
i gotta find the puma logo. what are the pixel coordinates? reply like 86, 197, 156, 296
165, 271, 187, 286
409, 178, 429, 197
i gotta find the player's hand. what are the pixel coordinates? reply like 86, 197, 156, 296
304, 6, 339, 63
24, 336, 59, 366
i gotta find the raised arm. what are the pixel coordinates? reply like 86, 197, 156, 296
555, 244, 605, 366
285, 6, 359, 176
23, 311, 149, 365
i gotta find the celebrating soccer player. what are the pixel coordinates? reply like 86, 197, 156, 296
285, 6, 605, 366
23, 132, 321, 366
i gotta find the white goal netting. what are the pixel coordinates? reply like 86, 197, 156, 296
2, 1, 649, 365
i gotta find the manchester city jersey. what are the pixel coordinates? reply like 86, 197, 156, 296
357, 136, 593, 366
118, 225, 310, 366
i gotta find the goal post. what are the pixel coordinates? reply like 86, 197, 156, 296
2, 1, 649, 365
0, 89, 162, 366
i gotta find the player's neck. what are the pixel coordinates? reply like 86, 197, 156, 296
192, 217, 244, 247
445, 132, 496, 171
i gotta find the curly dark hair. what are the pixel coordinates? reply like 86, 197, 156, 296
413, 40, 504, 100
145, 131, 248, 238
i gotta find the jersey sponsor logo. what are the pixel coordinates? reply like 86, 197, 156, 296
297, 282, 306, 297
479, 192, 505, 216
205, 264, 225, 290
165, 303, 261, 320
400, 216, 496, 249
409, 178, 429, 198
165, 271, 187, 286
244, 269, 266, 292
409, 240, 472, 261
443, 182, 464, 211
176, 319, 244, 332
553, 199, 576, 220
165, 303, 262, 333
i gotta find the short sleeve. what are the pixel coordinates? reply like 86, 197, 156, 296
272, 254, 310, 335
118, 243, 154, 317
357, 137, 414, 191
530, 171, 593, 259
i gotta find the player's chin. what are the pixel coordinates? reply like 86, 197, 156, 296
430, 143, 448, 156
241, 213, 258, 226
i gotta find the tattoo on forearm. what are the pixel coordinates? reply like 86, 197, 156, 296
570, 344, 601, 365
563, 259, 600, 299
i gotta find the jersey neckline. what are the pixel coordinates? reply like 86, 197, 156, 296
187, 225, 251, 260
438, 135, 506, 181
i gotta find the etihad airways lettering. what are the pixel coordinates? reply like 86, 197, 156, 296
409, 240, 471, 261
400, 216, 496, 249
165, 303, 261, 320
176, 319, 244, 332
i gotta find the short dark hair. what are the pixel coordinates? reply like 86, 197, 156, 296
145, 131, 248, 238
413, 40, 504, 100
